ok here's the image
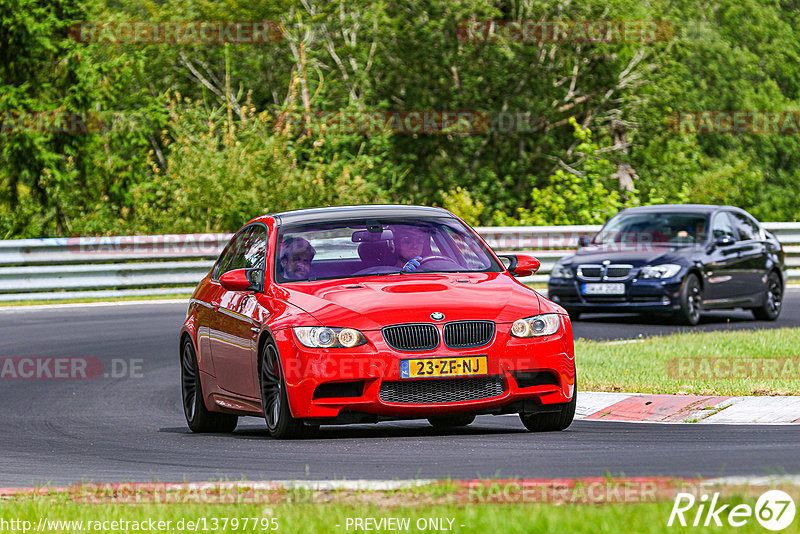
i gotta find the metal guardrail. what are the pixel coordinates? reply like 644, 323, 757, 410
0, 224, 797, 301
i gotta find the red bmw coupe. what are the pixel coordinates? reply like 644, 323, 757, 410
179, 205, 576, 438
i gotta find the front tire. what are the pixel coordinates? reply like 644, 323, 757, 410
674, 273, 702, 326
752, 271, 783, 321
260, 341, 318, 439
427, 415, 476, 428
519, 384, 577, 432
181, 339, 238, 433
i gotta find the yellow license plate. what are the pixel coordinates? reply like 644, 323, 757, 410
400, 356, 488, 379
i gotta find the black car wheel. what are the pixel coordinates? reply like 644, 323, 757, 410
427, 415, 476, 428
752, 271, 783, 321
675, 273, 702, 326
181, 339, 238, 433
519, 384, 576, 432
260, 341, 318, 439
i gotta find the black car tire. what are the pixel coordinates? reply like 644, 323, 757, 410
674, 273, 702, 326
427, 415, 476, 428
260, 341, 318, 439
181, 339, 238, 433
519, 384, 576, 432
752, 271, 783, 321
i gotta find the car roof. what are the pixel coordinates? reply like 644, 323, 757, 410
262, 204, 454, 226
617, 204, 742, 215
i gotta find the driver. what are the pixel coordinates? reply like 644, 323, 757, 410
279, 237, 315, 280
392, 226, 430, 272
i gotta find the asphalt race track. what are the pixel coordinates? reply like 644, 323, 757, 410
1, 293, 798, 486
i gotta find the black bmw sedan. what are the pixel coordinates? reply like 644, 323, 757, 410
547, 205, 785, 325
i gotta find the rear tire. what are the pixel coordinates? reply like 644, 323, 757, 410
181, 339, 238, 433
752, 271, 783, 321
260, 341, 318, 439
519, 384, 576, 432
674, 273, 702, 326
427, 415, 476, 428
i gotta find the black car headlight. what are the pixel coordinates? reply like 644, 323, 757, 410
639, 264, 682, 279
550, 263, 574, 279
510, 314, 561, 338
294, 327, 367, 348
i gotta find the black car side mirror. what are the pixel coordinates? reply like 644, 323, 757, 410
714, 235, 736, 247
577, 235, 592, 247
709, 235, 736, 251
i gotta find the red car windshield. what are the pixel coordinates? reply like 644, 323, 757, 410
275, 217, 502, 282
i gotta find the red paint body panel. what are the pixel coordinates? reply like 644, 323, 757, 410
180, 208, 576, 421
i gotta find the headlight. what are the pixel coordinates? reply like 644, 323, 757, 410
550, 263, 574, 279
639, 264, 682, 279
293, 327, 367, 348
510, 314, 561, 338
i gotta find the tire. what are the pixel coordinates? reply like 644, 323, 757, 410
260, 341, 318, 439
519, 384, 576, 432
181, 339, 238, 433
674, 273, 702, 326
752, 271, 783, 321
427, 414, 476, 428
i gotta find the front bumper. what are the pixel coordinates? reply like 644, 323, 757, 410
272, 318, 576, 420
548, 277, 684, 313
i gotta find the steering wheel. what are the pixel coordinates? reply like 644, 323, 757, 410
415, 255, 460, 269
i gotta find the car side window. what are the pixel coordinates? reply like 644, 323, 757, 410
212, 231, 246, 280
235, 225, 268, 271
214, 226, 267, 279
711, 212, 737, 241
729, 212, 760, 241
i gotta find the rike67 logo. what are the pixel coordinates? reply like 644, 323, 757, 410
668, 490, 796, 531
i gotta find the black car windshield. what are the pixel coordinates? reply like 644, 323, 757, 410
275, 217, 502, 282
593, 212, 709, 246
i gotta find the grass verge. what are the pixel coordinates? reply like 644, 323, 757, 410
2, 481, 798, 534
577, 327, 800, 396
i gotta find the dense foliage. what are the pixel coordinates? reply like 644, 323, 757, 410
2, 0, 799, 237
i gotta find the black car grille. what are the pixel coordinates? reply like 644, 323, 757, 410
606, 265, 632, 278
578, 265, 603, 278
379, 376, 505, 404
578, 264, 632, 280
443, 321, 495, 348
382, 324, 439, 351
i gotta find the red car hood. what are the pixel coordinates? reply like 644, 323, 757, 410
274, 272, 542, 330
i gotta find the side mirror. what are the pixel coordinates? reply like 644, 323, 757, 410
577, 235, 592, 247
712, 235, 736, 249
498, 254, 540, 277
219, 268, 262, 292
